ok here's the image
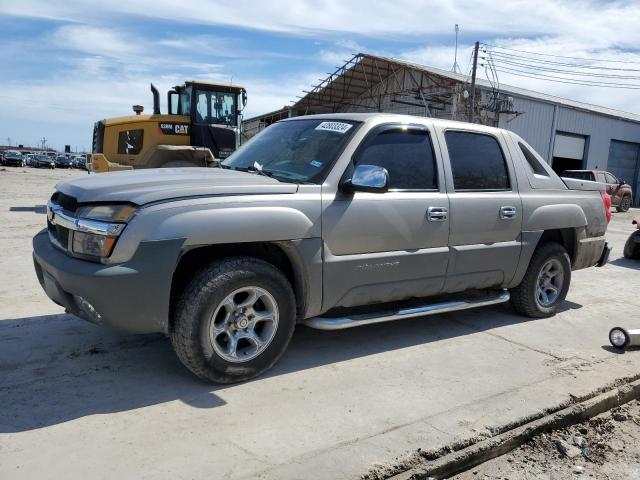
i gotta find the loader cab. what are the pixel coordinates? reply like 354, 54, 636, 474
168, 81, 247, 160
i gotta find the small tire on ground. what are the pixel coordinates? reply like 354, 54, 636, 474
510, 242, 572, 318
617, 195, 632, 213
624, 231, 640, 259
170, 256, 296, 383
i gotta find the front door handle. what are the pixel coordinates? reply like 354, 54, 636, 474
427, 206, 448, 222
500, 206, 517, 219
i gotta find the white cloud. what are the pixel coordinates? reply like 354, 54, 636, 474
3, 0, 640, 43
3, 1, 640, 148
319, 39, 365, 65
52, 25, 143, 58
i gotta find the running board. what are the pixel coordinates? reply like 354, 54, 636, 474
303, 290, 510, 330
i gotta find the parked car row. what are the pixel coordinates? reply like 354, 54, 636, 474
1, 151, 87, 170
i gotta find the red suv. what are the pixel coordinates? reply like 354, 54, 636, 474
562, 170, 633, 212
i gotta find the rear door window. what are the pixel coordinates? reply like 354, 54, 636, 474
445, 131, 510, 190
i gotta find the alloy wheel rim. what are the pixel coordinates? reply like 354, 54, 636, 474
209, 286, 279, 363
536, 258, 564, 307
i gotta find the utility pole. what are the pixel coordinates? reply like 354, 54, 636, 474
468, 41, 479, 123
452, 24, 461, 73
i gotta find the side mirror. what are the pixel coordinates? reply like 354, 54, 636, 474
341, 164, 389, 193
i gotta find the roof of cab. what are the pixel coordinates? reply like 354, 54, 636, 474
280, 112, 509, 135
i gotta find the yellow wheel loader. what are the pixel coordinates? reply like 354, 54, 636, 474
88, 81, 247, 172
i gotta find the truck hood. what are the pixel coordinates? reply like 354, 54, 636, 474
56, 168, 299, 205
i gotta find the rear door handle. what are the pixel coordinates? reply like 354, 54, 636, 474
427, 206, 448, 222
500, 206, 517, 219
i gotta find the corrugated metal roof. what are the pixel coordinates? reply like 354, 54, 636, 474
376, 54, 640, 124
292, 53, 640, 125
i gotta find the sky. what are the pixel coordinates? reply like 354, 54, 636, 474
1, 0, 640, 151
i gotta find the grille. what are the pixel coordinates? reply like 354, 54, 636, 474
48, 219, 71, 250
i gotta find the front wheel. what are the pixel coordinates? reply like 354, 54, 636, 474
510, 242, 571, 318
170, 257, 296, 383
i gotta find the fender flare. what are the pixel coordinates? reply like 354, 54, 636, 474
525, 204, 587, 231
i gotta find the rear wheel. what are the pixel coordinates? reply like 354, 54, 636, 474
510, 242, 571, 318
170, 257, 296, 383
617, 195, 632, 213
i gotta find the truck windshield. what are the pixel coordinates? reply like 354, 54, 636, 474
221, 119, 359, 183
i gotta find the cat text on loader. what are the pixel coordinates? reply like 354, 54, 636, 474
88, 81, 247, 172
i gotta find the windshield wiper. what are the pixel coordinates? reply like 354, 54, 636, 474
247, 166, 275, 178
221, 162, 294, 183
245, 161, 275, 179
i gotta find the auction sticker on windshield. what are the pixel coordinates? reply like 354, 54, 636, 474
315, 122, 353, 134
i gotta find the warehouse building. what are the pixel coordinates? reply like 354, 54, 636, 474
244, 53, 640, 204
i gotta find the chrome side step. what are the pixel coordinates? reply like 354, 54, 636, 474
303, 290, 510, 330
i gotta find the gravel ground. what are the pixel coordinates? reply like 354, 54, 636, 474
453, 401, 640, 479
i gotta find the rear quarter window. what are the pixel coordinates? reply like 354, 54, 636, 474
519, 142, 549, 177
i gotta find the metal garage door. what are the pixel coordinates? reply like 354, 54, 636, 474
554, 133, 586, 160
608, 140, 640, 206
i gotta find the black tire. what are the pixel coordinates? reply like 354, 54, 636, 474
170, 256, 296, 383
510, 242, 571, 318
624, 231, 640, 259
617, 195, 632, 213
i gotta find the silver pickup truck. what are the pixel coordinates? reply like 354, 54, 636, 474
33, 113, 611, 383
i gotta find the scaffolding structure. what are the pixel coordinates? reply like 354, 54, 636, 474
243, 53, 517, 133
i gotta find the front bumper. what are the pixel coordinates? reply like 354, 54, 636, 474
32, 229, 184, 334
596, 241, 611, 267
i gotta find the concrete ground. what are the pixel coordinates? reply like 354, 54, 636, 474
1, 167, 639, 480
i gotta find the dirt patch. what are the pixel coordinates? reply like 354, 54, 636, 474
453, 400, 640, 479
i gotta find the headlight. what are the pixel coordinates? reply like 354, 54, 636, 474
70, 203, 136, 259
72, 231, 118, 257
76, 204, 137, 222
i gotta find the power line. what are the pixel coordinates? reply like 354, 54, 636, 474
485, 50, 640, 72
482, 56, 640, 80
492, 66, 640, 89
482, 42, 640, 65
